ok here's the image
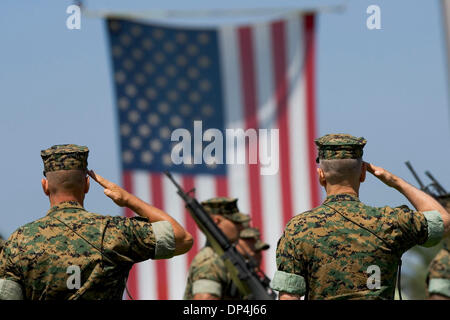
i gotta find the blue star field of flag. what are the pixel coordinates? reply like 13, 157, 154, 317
107, 18, 226, 175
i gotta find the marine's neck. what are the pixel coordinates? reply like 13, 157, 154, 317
49, 193, 84, 207
325, 184, 359, 197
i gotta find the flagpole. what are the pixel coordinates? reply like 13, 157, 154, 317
441, 0, 450, 114
78, 2, 345, 25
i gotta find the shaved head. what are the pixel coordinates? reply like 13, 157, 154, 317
46, 170, 88, 195
319, 158, 363, 185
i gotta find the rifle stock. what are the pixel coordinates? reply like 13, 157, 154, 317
405, 161, 450, 200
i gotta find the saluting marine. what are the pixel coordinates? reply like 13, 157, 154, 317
0, 144, 193, 300
271, 134, 450, 300
184, 197, 250, 300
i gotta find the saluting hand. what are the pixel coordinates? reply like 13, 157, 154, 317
365, 162, 400, 189
88, 170, 131, 207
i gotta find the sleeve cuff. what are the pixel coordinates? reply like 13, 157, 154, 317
428, 278, 450, 298
270, 270, 306, 295
421, 210, 444, 248
192, 279, 222, 297
151, 221, 175, 259
0, 279, 23, 300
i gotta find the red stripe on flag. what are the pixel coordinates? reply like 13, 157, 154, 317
150, 174, 169, 300
238, 26, 265, 272
122, 171, 139, 300
215, 176, 229, 197
183, 176, 198, 268
304, 14, 320, 208
271, 21, 294, 227
238, 27, 264, 230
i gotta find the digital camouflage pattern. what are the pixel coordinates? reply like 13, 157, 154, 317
0, 201, 157, 300
426, 238, 450, 297
315, 134, 366, 163
275, 193, 431, 300
184, 245, 242, 300
41, 144, 89, 173
201, 197, 250, 223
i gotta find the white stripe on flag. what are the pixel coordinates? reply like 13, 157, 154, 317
254, 20, 283, 276
164, 173, 187, 300
132, 170, 157, 300
194, 175, 217, 246
219, 25, 250, 214
287, 15, 312, 215
194, 175, 217, 202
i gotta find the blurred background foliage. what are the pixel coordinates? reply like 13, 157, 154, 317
402, 243, 443, 299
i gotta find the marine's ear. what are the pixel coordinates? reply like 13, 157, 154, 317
41, 178, 50, 196
84, 175, 90, 194
211, 214, 222, 225
317, 167, 326, 187
360, 161, 367, 183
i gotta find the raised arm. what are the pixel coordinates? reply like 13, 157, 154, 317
88, 170, 193, 256
366, 163, 450, 236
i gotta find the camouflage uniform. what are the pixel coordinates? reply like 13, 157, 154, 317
0, 144, 176, 300
184, 197, 250, 300
239, 226, 272, 297
0, 238, 5, 254
426, 238, 450, 298
271, 134, 444, 300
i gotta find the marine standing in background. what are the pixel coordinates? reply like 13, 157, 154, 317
271, 134, 450, 300
237, 226, 273, 298
0, 144, 193, 300
237, 227, 270, 268
184, 197, 250, 300
426, 194, 450, 300
426, 238, 450, 300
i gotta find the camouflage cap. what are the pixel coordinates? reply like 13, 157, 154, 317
240, 227, 260, 240
254, 239, 270, 252
41, 144, 89, 174
242, 220, 251, 228
240, 227, 269, 251
201, 197, 251, 223
315, 134, 366, 163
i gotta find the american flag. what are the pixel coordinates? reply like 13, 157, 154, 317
106, 12, 319, 300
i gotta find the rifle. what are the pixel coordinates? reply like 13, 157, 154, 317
164, 171, 276, 300
236, 243, 274, 292
424, 171, 447, 196
405, 161, 426, 190
405, 161, 449, 199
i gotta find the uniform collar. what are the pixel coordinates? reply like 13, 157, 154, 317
323, 193, 360, 205
46, 201, 85, 216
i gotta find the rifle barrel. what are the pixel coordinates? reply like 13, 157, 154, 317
405, 161, 425, 189
425, 171, 447, 195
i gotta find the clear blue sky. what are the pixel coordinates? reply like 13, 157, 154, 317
1, 0, 449, 291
